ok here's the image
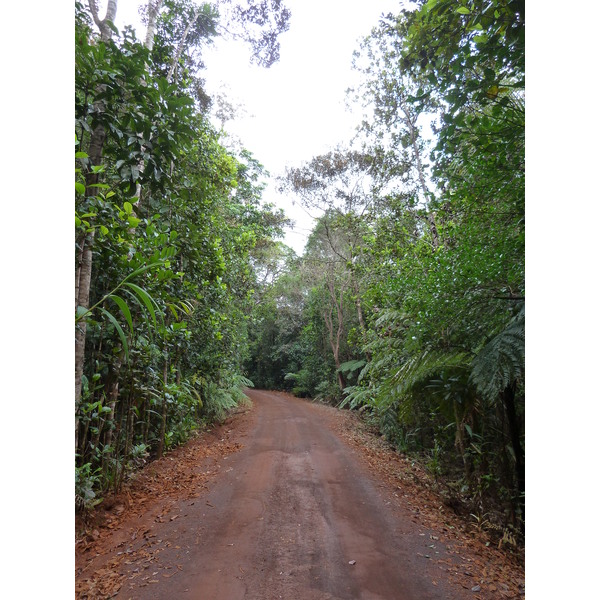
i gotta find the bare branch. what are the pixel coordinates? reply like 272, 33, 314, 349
167, 6, 200, 82
87, 0, 118, 40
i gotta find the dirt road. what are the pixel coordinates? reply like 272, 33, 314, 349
108, 390, 473, 600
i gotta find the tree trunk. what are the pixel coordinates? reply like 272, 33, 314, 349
77, 413, 90, 465
453, 399, 472, 481
101, 360, 122, 474
399, 99, 440, 249
117, 405, 135, 493
167, 6, 199, 83
350, 270, 370, 361
322, 278, 347, 393
88, 0, 118, 42
89, 414, 103, 463
75, 229, 95, 450
144, 0, 164, 52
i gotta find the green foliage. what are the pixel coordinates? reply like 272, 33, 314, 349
198, 374, 253, 423
470, 303, 524, 402
337, 359, 366, 377
244, 0, 525, 535
74, 0, 525, 537
75, 463, 103, 512
75, 0, 292, 508
314, 379, 343, 404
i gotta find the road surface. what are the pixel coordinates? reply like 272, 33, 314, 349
116, 389, 470, 599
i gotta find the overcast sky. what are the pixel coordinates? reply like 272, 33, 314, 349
115, 0, 405, 253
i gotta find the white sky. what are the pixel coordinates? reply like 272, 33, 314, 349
115, 0, 404, 254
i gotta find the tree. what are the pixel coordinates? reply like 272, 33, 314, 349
75, 0, 119, 449
266, 0, 526, 532
75, 0, 292, 507
282, 148, 380, 348
215, 0, 292, 67
342, 0, 525, 529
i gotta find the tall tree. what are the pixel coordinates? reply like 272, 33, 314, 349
75, 0, 119, 449
75, 0, 292, 507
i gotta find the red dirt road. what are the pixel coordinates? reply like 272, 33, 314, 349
110, 390, 473, 600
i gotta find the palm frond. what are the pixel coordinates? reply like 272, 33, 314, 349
470, 304, 524, 401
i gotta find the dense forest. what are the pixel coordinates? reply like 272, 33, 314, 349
75, 0, 524, 544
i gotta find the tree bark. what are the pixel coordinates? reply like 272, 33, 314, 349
144, 0, 164, 52
117, 406, 135, 492
167, 6, 199, 83
101, 353, 123, 466
453, 400, 472, 480
88, 0, 118, 42
132, 1, 165, 213
75, 229, 95, 449
322, 277, 347, 393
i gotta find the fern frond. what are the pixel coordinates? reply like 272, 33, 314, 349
337, 359, 367, 375
470, 305, 524, 401
339, 384, 374, 409
386, 349, 471, 397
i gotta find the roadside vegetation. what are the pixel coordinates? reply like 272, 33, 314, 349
76, 0, 524, 549
245, 0, 525, 543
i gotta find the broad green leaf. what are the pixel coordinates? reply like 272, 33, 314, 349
76, 305, 89, 321
456, 6, 471, 15
122, 260, 164, 282
124, 282, 158, 328
167, 303, 179, 320
109, 294, 133, 334
486, 85, 499, 98
75, 152, 89, 159
99, 307, 129, 361
75, 182, 85, 195
123, 201, 133, 214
